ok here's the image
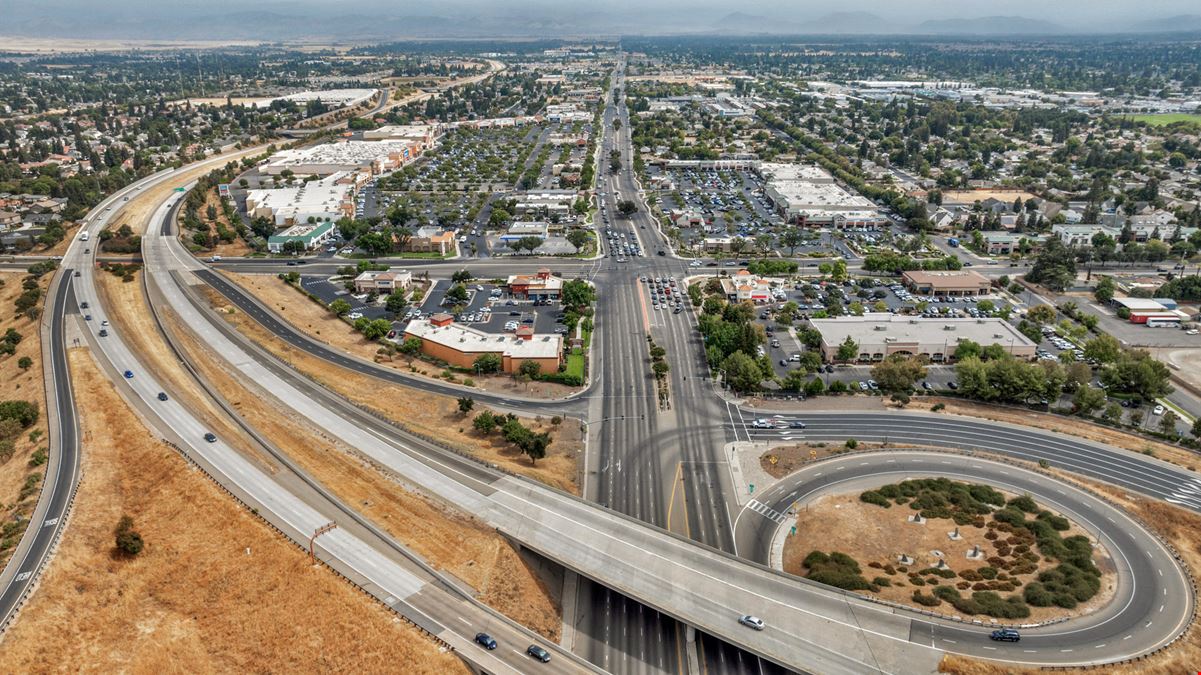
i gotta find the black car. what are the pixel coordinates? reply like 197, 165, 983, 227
824, 364, 835, 373
98, 329, 108, 337
526, 645, 551, 663
990, 628, 1020, 642
657, 250, 666, 256
80, 301, 89, 309
474, 633, 497, 650
203, 432, 217, 443
157, 392, 168, 401
947, 381, 959, 390
789, 421, 807, 429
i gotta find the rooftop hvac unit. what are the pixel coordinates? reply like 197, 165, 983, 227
943, 324, 956, 331
993, 334, 1004, 339
874, 325, 888, 331
883, 336, 897, 343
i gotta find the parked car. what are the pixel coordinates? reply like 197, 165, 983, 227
1153, 404, 1166, 416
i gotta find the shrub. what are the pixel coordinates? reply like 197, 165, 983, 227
912, 591, 941, 607
872, 576, 892, 587
859, 490, 890, 508
114, 515, 144, 556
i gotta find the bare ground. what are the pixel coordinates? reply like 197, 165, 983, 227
0, 271, 52, 569
783, 492, 1114, 624
0, 348, 465, 674
202, 285, 582, 493
164, 310, 563, 639
222, 271, 581, 399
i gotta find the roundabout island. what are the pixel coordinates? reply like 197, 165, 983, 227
733, 450, 1194, 667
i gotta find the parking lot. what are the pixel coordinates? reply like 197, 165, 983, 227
299, 274, 567, 339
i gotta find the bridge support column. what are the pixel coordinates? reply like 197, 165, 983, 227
685, 625, 701, 675
560, 570, 579, 650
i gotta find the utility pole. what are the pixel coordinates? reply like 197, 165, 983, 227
309, 521, 338, 564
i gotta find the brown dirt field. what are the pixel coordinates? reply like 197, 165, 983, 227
942, 474, 1201, 675
164, 311, 563, 639
94, 269, 277, 474
0, 271, 52, 569
202, 284, 582, 493
908, 397, 1200, 470
222, 271, 581, 399
37, 221, 83, 256
0, 348, 465, 674
784, 492, 1114, 624
761, 443, 879, 478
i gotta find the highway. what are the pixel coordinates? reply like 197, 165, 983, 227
733, 451, 1192, 666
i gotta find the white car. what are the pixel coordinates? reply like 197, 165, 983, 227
1153, 405, 1166, 416
738, 615, 765, 631
751, 419, 773, 429
347, 312, 363, 320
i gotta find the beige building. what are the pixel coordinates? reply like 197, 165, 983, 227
353, 269, 412, 294
901, 270, 991, 297
810, 313, 1037, 363
403, 315, 562, 374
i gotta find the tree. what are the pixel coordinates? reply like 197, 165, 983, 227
562, 279, 595, 310
871, 355, 927, 393
1093, 276, 1116, 303
114, 515, 144, 556
357, 231, 393, 257
804, 377, 825, 397
721, 351, 765, 393
514, 236, 544, 254
521, 431, 551, 465
778, 227, 804, 256
836, 336, 859, 363
473, 353, 502, 374
1160, 410, 1181, 437
566, 229, 590, 252
446, 283, 470, 304
1026, 304, 1056, 325
489, 208, 512, 228
356, 318, 392, 340
1072, 385, 1107, 415
617, 200, 637, 217
399, 337, 422, 355
1083, 335, 1121, 364
1025, 238, 1077, 292
518, 360, 542, 378
17, 356, 32, 370
473, 410, 497, 434
329, 299, 352, 316
1099, 349, 1172, 400
457, 397, 475, 415
451, 269, 472, 283
1191, 417, 1201, 440
385, 291, 408, 315
652, 360, 670, 379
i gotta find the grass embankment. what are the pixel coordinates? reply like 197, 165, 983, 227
0, 269, 54, 569
0, 348, 466, 673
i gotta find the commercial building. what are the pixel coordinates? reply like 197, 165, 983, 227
261, 140, 419, 176
403, 314, 563, 374
402, 226, 456, 256
501, 222, 550, 243
1052, 224, 1121, 247
352, 269, 412, 294
901, 270, 992, 297
267, 220, 335, 253
245, 171, 359, 226
1112, 298, 1187, 326
361, 124, 439, 151
718, 269, 775, 303
810, 313, 1037, 363
507, 269, 563, 300
755, 163, 883, 228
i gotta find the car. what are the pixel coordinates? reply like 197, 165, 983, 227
867, 380, 879, 391
922, 381, 931, 391
738, 615, 765, 631
947, 381, 959, 390
80, 301, 89, 309
1153, 404, 1166, 416
474, 633, 497, 650
990, 628, 1020, 642
123, 370, 134, 379
824, 364, 835, 373
789, 421, 807, 429
1189, 329, 1200, 336
101, 319, 109, 327
73, 270, 81, 277
347, 312, 363, 320
751, 419, 773, 429
84, 314, 92, 321
203, 432, 217, 443
157, 392, 168, 401
526, 645, 551, 663
98, 329, 108, 337
858, 381, 869, 391
779, 359, 788, 366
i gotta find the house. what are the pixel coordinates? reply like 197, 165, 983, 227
506, 268, 563, 300
0, 210, 20, 229
353, 269, 412, 294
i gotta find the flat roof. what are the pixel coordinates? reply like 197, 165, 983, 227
810, 314, 1036, 349
902, 270, 991, 287
404, 319, 562, 360
1114, 298, 1168, 311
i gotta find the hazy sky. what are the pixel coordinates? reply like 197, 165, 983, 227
2, 0, 1200, 37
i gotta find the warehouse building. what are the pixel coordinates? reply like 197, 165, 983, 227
261, 140, 419, 176
403, 314, 562, 374
901, 270, 992, 297
809, 313, 1037, 363
755, 162, 884, 228
245, 172, 358, 226
267, 220, 335, 253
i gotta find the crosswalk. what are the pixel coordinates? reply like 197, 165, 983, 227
747, 499, 788, 525
1165, 479, 1201, 509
